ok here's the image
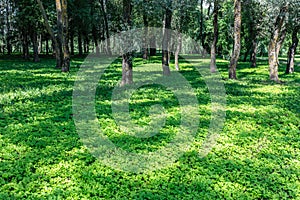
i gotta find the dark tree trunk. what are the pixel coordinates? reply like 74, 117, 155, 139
92, 25, 100, 55
22, 29, 29, 60
286, 27, 299, 74
143, 12, 149, 60
162, 3, 172, 76
229, 0, 241, 79
78, 31, 83, 56
250, 39, 258, 67
31, 32, 40, 62
268, 4, 288, 82
210, 0, 219, 73
61, 0, 70, 72
121, 0, 133, 86
150, 35, 156, 56
175, 32, 182, 71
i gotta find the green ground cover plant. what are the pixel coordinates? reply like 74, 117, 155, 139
0, 55, 299, 199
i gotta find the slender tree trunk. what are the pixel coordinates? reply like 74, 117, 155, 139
121, 0, 133, 86
92, 25, 100, 55
100, 0, 112, 55
32, 31, 40, 62
45, 37, 49, 55
37, 0, 61, 67
78, 31, 83, 56
229, 0, 241, 79
22, 29, 29, 59
38, 34, 42, 54
210, 0, 219, 73
150, 35, 156, 56
143, 12, 149, 60
5, 1, 12, 55
250, 39, 258, 67
61, 0, 70, 72
162, 3, 172, 76
175, 32, 182, 71
268, 4, 288, 82
286, 27, 299, 74
276, 28, 286, 66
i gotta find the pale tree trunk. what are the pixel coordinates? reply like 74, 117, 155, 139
286, 27, 299, 74
162, 3, 172, 76
121, 0, 133, 86
100, 0, 111, 55
276, 28, 286, 66
268, 4, 288, 82
175, 32, 182, 71
60, 0, 70, 72
210, 0, 219, 73
229, 0, 241, 79
37, 0, 63, 69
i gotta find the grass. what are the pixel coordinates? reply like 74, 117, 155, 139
0, 54, 299, 199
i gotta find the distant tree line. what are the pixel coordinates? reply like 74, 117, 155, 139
0, 0, 299, 82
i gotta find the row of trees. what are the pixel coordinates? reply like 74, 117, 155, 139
0, 0, 299, 83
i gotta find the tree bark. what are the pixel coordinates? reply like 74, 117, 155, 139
78, 31, 83, 56
143, 12, 149, 60
150, 35, 156, 56
60, 0, 70, 72
121, 0, 133, 86
22, 29, 29, 60
286, 27, 299, 74
250, 39, 258, 67
229, 0, 241, 79
31, 31, 40, 62
175, 32, 182, 71
268, 4, 288, 82
37, 0, 64, 69
162, 3, 172, 76
210, 0, 219, 73
100, 0, 112, 55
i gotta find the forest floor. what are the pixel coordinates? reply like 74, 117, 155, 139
0, 54, 299, 199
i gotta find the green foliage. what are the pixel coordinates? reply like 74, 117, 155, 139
0, 55, 299, 199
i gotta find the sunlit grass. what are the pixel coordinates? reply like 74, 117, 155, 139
0, 54, 299, 199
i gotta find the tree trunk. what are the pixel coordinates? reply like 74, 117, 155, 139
100, 0, 112, 55
61, 0, 70, 72
150, 35, 156, 56
32, 32, 40, 62
268, 4, 288, 82
250, 39, 258, 67
92, 25, 100, 55
5, 1, 12, 55
121, 0, 133, 86
286, 27, 299, 74
78, 31, 83, 56
175, 32, 182, 71
210, 0, 219, 73
162, 3, 172, 76
143, 12, 149, 60
22, 29, 29, 60
229, 0, 241, 79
